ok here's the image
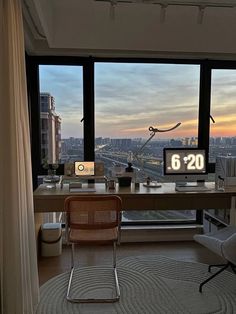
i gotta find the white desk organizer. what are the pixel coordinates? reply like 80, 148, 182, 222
60, 175, 107, 188
215, 156, 236, 188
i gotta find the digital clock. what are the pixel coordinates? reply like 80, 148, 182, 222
163, 148, 207, 175
163, 148, 208, 190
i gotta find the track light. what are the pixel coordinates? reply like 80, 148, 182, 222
110, 0, 117, 20
95, 0, 236, 24
197, 5, 205, 24
95, 0, 236, 8
160, 4, 168, 23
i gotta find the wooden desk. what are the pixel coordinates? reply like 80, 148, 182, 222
33, 182, 236, 225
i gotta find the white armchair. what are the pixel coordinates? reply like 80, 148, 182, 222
194, 225, 236, 292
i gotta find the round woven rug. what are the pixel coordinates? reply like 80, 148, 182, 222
36, 255, 236, 314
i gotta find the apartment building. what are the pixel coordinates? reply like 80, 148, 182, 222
40, 93, 61, 163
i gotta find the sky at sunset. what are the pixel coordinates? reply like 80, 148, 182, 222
211, 70, 236, 137
39, 65, 236, 139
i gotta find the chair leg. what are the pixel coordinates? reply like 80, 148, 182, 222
66, 243, 75, 301
208, 263, 228, 273
113, 241, 120, 300
71, 243, 75, 268
230, 263, 236, 274
66, 241, 120, 303
199, 263, 230, 293
113, 241, 117, 268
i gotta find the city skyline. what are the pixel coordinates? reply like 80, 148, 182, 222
39, 64, 236, 139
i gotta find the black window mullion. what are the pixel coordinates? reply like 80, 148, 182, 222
198, 62, 211, 166
83, 58, 95, 161
26, 56, 41, 190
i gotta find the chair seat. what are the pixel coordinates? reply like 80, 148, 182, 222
69, 227, 118, 243
194, 225, 236, 258
194, 225, 236, 292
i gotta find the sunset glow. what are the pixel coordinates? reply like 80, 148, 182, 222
39, 64, 236, 139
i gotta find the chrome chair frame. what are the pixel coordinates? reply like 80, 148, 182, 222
65, 195, 121, 303
199, 261, 236, 293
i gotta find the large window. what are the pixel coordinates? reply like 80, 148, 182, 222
95, 62, 200, 223
210, 69, 236, 162
95, 63, 200, 179
39, 65, 84, 165
30, 57, 231, 225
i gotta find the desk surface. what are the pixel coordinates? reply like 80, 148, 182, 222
33, 182, 236, 213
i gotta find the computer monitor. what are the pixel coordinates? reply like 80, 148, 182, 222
163, 148, 208, 189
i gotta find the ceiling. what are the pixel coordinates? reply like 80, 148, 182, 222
22, 0, 236, 59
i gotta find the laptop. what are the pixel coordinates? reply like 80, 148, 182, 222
74, 161, 95, 176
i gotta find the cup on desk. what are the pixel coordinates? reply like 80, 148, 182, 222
216, 176, 225, 191
108, 179, 116, 190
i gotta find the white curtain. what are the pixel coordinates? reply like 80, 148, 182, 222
0, 0, 40, 313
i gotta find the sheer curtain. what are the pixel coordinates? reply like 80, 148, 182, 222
0, 0, 39, 313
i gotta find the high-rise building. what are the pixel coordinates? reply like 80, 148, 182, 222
40, 93, 61, 163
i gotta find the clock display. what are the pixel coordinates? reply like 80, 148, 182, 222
164, 149, 206, 174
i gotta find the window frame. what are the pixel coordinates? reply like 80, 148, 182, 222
27, 55, 225, 225
203, 60, 236, 173
26, 56, 94, 189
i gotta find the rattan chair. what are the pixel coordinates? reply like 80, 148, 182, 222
194, 225, 236, 292
64, 195, 122, 303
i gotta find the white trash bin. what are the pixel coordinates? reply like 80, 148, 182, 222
41, 223, 62, 257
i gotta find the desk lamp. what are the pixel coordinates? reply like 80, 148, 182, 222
131, 122, 181, 186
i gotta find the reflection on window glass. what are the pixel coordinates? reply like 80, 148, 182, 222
95, 62, 200, 223
210, 70, 236, 162
39, 65, 83, 165
122, 210, 195, 223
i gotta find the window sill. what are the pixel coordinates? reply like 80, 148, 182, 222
120, 224, 203, 243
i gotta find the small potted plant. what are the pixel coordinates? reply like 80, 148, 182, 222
42, 159, 59, 177
42, 158, 52, 177
52, 163, 59, 176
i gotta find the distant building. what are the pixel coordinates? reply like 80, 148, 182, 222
190, 137, 198, 146
225, 137, 232, 146
60, 137, 84, 162
95, 137, 103, 146
170, 139, 183, 147
209, 137, 215, 145
215, 137, 222, 145
111, 138, 132, 148
182, 137, 190, 146
232, 137, 236, 145
103, 138, 111, 144
40, 93, 61, 163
